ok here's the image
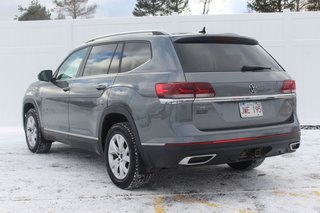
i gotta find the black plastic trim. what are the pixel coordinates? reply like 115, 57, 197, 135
174, 36, 258, 45
98, 105, 151, 169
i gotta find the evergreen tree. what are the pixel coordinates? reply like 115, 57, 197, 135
306, 0, 320, 10
16, 0, 51, 21
248, 0, 286, 12
133, 0, 166, 16
248, 0, 308, 12
165, 0, 189, 15
53, 0, 97, 19
287, 0, 309, 11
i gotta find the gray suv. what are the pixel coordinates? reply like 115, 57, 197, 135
23, 31, 300, 189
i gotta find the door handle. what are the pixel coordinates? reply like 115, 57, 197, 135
96, 85, 107, 91
62, 86, 70, 92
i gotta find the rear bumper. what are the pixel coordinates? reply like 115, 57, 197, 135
142, 128, 300, 168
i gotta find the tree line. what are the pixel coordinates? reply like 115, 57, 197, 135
248, 0, 320, 12
16, 0, 320, 21
16, 0, 97, 21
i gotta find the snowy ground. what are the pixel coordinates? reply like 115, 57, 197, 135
0, 127, 319, 213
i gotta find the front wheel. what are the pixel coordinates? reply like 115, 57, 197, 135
24, 108, 52, 153
227, 158, 265, 170
105, 122, 151, 189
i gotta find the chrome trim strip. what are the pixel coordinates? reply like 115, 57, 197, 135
179, 154, 217, 166
44, 128, 98, 141
141, 142, 165, 146
195, 93, 295, 103
159, 98, 194, 104
159, 94, 295, 104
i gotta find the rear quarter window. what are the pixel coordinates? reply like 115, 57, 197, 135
120, 42, 151, 72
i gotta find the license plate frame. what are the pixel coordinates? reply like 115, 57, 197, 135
239, 101, 263, 118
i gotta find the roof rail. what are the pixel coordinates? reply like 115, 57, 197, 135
86, 30, 169, 43
220, 33, 240, 36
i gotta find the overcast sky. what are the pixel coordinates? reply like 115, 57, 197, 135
0, 0, 248, 21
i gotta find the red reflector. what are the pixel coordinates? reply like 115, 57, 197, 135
282, 80, 296, 94
155, 82, 215, 99
165, 131, 300, 147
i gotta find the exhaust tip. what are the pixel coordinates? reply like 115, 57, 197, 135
179, 154, 216, 166
289, 142, 300, 151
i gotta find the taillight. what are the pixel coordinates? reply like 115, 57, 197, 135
282, 80, 296, 94
194, 82, 215, 98
155, 82, 215, 99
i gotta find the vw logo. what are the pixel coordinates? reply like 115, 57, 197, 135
249, 83, 257, 94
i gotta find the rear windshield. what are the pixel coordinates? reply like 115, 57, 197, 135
174, 43, 283, 73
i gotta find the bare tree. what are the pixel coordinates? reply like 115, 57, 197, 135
53, 0, 97, 19
200, 0, 214, 14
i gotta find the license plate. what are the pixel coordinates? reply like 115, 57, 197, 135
239, 102, 263, 118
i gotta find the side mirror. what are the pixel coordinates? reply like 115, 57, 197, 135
38, 70, 53, 82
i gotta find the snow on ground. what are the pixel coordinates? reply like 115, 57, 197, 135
0, 127, 319, 213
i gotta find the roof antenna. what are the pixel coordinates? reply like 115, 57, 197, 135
199, 27, 206, 34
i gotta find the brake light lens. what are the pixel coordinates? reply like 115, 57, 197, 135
282, 80, 296, 94
155, 82, 215, 99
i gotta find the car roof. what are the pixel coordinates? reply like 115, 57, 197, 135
86, 30, 256, 43
77, 30, 259, 50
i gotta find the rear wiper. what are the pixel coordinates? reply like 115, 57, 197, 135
241, 65, 272, 72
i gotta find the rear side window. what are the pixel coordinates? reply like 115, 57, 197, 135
83, 44, 117, 76
174, 43, 283, 73
121, 42, 151, 72
109, 43, 123, 74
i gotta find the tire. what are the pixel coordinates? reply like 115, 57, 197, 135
24, 108, 52, 153
227, 158, 265, 171
105, 122, 151, 189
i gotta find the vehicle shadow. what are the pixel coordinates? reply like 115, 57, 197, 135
48, 143, 280, 194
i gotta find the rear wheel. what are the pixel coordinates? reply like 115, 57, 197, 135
24, 108, 52, 153
227, 158, 265, 170
105, 122, 151, 189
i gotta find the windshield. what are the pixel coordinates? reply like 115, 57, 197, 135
174, 43, 284, 73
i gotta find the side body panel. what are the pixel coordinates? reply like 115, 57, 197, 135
39, 80, 70, 143
68, 74, 116, 152
106, 36, 187, 162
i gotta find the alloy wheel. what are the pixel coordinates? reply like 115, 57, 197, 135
108, 134, 130, 179
26, 116, 37, 148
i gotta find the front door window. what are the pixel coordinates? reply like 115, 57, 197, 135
56, 48, 88, 80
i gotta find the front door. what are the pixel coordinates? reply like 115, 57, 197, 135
40, 47, 89, 142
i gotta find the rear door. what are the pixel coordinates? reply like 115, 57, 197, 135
173, 36, 296, 131
68, 43, 122, 149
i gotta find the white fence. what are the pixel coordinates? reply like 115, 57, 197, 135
0, 12, 320, 126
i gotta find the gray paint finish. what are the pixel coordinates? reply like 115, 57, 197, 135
23, 32, 300, 169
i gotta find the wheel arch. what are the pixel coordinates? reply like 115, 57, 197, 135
23, 98, 41, 128
98, 105, 151, 169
